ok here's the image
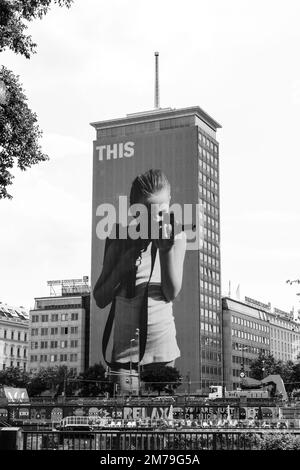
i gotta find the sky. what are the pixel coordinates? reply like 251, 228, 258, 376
0, 0, 300, 312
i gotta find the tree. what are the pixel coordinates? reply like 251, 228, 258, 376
249, 353, 286, 380
27, 366, 77, 397
0, 366, 29, 388
0, 0, 73, 59
0, 0, 73, 199
77, 363, 113, 397
0, 67, 49, 198
141, 364, 182, 395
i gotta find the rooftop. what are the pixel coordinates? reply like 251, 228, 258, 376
90, 106, 222, 132
0, 302, 29, 321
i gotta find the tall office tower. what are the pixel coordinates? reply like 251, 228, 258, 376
90, 106, 222, 392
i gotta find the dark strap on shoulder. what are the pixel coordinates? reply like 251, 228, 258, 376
102, 242, 157, 370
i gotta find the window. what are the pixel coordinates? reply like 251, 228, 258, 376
18, 332, 21, 341
31, 315, 39, 323
70, 340, 78, 348
41, 328, 48, 336
11, 331, 14, 340
40, 341, 48, 349
30, 355, 38, 362
50, 341, 58, 348
61, 327, 68, 335
24, 333, 27, 342
17, 348, 20, 357
51, 314, 59, 322
60, 354, 67, 362
71, 327, 78, 334
4, 330, 7, 339
10, 346, 14, 356
61, 313, 68, 322
31, 342, 38, 349
70, 353, 78, 362
24, 350, 27, 358
50, 355, 57, 363
51, 327, 58, 335
61, 340, 68, 349
40, 355, 47, 362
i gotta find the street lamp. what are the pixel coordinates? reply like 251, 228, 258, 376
130, 338, 135, 396
135, 328, 140, 396
238, 345, 248, 386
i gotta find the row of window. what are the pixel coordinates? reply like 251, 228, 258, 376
3, 345, 27, 358
232, 355, 252, 365
199, 162, 218, 184
200, 280, 221, 295
200, 253, 220, 270
2, 362, 26, 370
271, 340, 293, 352
199, 172, 218, 193
199, 185, 219, 204
35, 302, 82, 310
202, 240, 219, 255
232, 316, 270, 333
31, 312, 79, 323
1, 330, 27, 341
198, 133, 218, 154
232, 342, 268, 355
200, 267, 221, 282
202, 201, 219, 221
232, 329, 270, 344
203, 227, 220, 243
201, 365, 222, 377
201, 350, 222, 362
202, 337, 222, 348
200, 309, 220, 322
200, 322, 220, 334
30, 354, 78, 363
200, 294, 221, 309
270, 328, 299, 342
31, 340, 79, 349
31, 327, 78, 336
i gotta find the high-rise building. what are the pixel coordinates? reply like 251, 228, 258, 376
222, 296, 300, 390
28, 279, 90, 375
90, 106, 222, 392
0, 302, 29, 370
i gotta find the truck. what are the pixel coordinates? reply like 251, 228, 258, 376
208, 375, 288, 401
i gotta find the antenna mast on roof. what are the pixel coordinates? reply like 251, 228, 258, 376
154, 52, 160, 109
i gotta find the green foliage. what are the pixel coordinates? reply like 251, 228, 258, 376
77, 363, 113, 397
0, 366, 29, 387
0, 0, 73, 58
27, 365, 77, 396
249, 354, 300, 394
255, 433, 300, 450
141, 364, 182, 395
0, 0, 74, 198
0, 66, 48, 198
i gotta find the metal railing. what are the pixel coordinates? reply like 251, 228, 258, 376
22, 429, 300, 451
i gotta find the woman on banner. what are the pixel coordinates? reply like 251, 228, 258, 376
93, 169, 187, 393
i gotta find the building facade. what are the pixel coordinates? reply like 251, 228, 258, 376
90, 106, 222, 392
28, 285, 90, 375
222, 296, 300, 391
0, 303, 29, 370
266, 307, 300, 362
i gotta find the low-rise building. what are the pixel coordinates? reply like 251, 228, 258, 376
28, 278, 90, 375
0, 302, 29, 370
222, 296, 300, 391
